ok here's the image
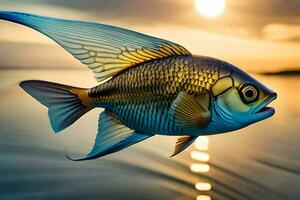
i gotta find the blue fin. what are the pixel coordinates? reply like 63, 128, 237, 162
20, 80, 92, 133
67, 110, 152, 160
0, 11, 190, 82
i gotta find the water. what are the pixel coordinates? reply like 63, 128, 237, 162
0, 69, 299, 200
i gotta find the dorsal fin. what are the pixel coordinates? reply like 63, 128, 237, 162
0, 11, 191, 82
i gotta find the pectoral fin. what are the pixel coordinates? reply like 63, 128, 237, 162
170, 136, 197, 157
170, 92, 211, 130
67, 110, 152, 160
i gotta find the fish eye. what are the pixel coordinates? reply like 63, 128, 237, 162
239, 83, 259, 104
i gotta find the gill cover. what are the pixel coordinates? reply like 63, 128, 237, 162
210, 65, 277, 128
0, 11, 190, 82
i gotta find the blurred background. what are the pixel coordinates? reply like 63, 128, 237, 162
0, 1, 299, 200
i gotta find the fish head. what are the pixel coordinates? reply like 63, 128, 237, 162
211, 63, 277, 130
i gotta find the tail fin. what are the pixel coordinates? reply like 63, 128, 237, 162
20, 80, 93, 133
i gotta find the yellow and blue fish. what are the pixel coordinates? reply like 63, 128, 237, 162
0, 12, 277, 160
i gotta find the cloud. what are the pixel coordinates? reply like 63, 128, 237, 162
0, 0, 188, 24
263, 24, 300, 42
0, 0, 299, 34
229, 0, 300, 18
1, 0, 300, 43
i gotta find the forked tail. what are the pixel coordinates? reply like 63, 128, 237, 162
20, 80, 93, 132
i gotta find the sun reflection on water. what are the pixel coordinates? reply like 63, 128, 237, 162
191, 136, 212, 200
195, 182, 212, 191
195, 142, 209, 151
191, 151, 210, 161
196, 195, 211, 200
190, 163, 210, 172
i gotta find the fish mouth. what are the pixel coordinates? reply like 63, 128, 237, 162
252, 93, 277, 117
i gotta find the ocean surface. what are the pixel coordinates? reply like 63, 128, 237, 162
0, 69, 299, 200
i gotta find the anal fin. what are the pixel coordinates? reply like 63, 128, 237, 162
170, 136, 197, 157
68, 110, 152, 161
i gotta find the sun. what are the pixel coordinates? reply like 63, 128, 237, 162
195, 0, 226, 18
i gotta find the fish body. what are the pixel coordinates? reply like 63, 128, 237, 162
88, 55, 229, 135
0, 12, 277, 159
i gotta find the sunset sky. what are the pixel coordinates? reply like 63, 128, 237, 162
0, 0, 299, 72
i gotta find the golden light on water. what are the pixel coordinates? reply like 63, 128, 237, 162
195, 142, 208, 151
191, 136, 212, 200
196, 195, 211, 200
191, 163, 210, 173
195, 183, 212, 191
195, 136, 209, 144
195, 0, 226, 18
191, 151, 210, 161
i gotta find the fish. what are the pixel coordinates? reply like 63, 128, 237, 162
0, 11, 277, 159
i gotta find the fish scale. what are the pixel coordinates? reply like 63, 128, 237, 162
88, 55, 220, 134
